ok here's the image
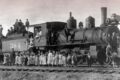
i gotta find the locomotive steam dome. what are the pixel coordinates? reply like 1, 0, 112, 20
67, 12, 77, 29
85, 16, 95, 29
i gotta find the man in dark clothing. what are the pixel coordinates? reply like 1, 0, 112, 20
10, 48, 15, 65
13, 19, 19, 33
70, 31, 75, 43
0, 54, 3, 63
25, 56, 28, 66
25, 19, 30, 28
18, 19, 26, 33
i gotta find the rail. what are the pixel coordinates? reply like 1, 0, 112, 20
0, 65, 119, 74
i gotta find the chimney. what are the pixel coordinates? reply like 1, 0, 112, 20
101, 7, 107, 26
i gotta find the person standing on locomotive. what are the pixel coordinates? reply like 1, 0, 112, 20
70, 31, 75, 43
13, 19, 19, 33
18, 19, 23, 33
25, 19, 30, 29
28, 36, 34, 50
35, 28, 42, 42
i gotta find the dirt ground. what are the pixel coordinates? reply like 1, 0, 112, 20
0, 71, 120, 80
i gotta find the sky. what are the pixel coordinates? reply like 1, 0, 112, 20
0, 0, 120, 35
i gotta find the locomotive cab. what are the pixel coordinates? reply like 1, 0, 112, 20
30, 22, 66, 50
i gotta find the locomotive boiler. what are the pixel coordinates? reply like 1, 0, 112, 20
58, 7, 120, 53
59, 24, 118, 51
58, 26, 119, 49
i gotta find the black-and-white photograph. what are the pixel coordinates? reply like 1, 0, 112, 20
0, 0, 120, 80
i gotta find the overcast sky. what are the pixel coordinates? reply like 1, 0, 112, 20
0, 0, 120, 35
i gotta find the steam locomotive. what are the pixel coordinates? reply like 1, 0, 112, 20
1, 7, 120, 65
2, 19, 119, 52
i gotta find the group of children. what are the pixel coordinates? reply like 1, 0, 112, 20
3, 50, 76, 66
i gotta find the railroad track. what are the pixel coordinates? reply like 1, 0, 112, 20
0, 66, 120, 74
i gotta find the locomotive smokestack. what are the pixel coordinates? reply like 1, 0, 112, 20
101, 7, 107, 26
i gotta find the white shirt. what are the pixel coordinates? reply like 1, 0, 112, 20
15, 55, 19, 64
18, 56, 22, 64
48, 52, 52, 60
35, 31, 42, 38
47, 52, 53, 64
3, 56, 7, 64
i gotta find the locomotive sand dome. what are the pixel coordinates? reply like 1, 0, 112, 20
85, 16, 95, 29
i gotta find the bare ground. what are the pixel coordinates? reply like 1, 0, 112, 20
0, 71, 120, 80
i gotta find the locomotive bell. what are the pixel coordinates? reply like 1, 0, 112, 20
79, 22, 83, 29
67, 12, 77, 29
